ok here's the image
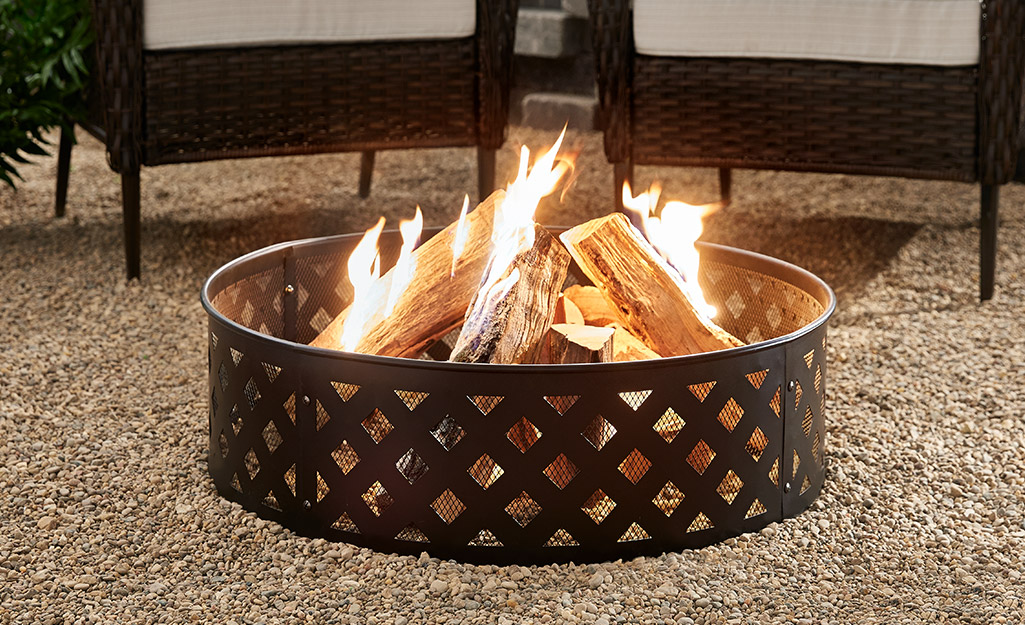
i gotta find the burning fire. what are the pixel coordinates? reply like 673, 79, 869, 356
621, 181, 718, 319
450, 194, 470, 277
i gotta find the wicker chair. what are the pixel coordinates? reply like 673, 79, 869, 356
55, 0, 518, 279
589, 0, 1025, 300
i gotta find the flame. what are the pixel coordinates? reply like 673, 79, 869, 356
385, 206, 423, 317
621, 181, 718, 319
450, 194, 470, 277
340, 217, 386, 351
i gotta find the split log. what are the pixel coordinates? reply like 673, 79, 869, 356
450, 224, 571, 363
560, 213, 744, 356
310, 191, 504, 357
547, 324, 614, 364
553, 294, 584, 325
562, 284, 618, 326
609, 323, 661, 362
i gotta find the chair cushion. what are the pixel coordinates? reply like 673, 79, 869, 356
633, 0, 980, 66
143, 0, 476, 50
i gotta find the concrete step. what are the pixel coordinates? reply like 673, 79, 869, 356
515, 8, 587, 58
520, 92, 597, 131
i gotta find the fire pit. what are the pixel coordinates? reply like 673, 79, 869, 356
201, 228, 834, 564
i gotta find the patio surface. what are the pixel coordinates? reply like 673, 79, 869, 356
1, 127, 1024, 624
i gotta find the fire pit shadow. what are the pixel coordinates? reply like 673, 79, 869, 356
202, 228, 835, 564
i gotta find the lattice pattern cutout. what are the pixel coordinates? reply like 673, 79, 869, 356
284, 465, 296, 496
210, 331, 219, 350
814, 364, 822, 395
801, 475, 812, 494
507, 417, 541, 453
544, 454, 578, 490
332, 441, 360, 475
654, 481, 684, 517
362, 409, 393, 443
262, 421, 283, 454
243, 378, 262, 410
396, 524, 428, 543
770, 387, 781, 418
469, 395, 502, 415
469, 529, 503, 547
804, 349, 815, 369
432, 489, 465, 524
506, 491, 542, 527
468, 455, 503, 489
792, 450, 801, 480
717, 470, 744, 504
262, 362, 281, 384
332, 513, 358, 533
718, 398, 744, 432
619, 390, 652, 411
794, 381, 803, 409
746, 369, 768, 389
545, 395, 579, 415
395, 389, 429, 411
263, 494, 282, 511
218, 432, 229, 459
316, 472, 329, 502
812, 432, 821, 464
688, 381, 716, 402
218, 363, 229, 392
619, 449, 651, 484
283, 393, 296, 425
316, 400, 330, 431
746, 499, 767, 519
802, 406, 814, 437
397, 448, 429, 484
583, 490, 616, 524
230, 474, 242, 492
746, 427, 768, 462
230, 405, 242, 436
653, 408, 685, 443
230, 347, 243, 366
582, 415, 617, 451
687, 512, 714, 533
362, 481, 393, 517
331, 381, 360, 402
687, 440, 715, 475
430, 416, 465, 451
618, 522, 650, 542
244, 449, 260, 481
545, 529, 578, 547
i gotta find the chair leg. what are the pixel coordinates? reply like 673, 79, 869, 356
122, 170, 141, 280
477, 147, 496, 202
980, 184, 998, 301
718, 168, 732, 206
55, 125, 74, 218
614, 160, 634, 213
358, 151, 375, 198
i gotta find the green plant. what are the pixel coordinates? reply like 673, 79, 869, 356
1, 0, 92, 188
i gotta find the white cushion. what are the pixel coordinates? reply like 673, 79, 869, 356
143, 0, 476, 50
633, 0, 981, 66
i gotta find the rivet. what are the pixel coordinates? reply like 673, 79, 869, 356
784, 482, 792, 493
302, 499, 312, 510
284, 284, 295, 294
787, 380, 796, 392
302, 395, 311, 405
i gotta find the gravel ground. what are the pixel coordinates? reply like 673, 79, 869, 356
1, 127, 1024, 624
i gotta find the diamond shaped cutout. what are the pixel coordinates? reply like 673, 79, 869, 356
619, 390, 652, 411
469, 529, 503, 547
618, 449, 651, 484
618, 522, 650, 542
505, 492, 542, 527
316, 472, 329, 502
812, 432, 821, 464
746, 369, 768, 389
230, 404, 242, 435
746, 427, 768, 462
794, 381, 803, 409
686, 440, 716, 475
430, 416, 466, 451
545, 529, 578, 547
361, 408, 393, 443
468, 454, 503, 489
396, 448, 429, 484
804, 349, 815, 369
544, 454, 579, 490
230, 473, 242, 492
431, 489, 465, 524
243, 378, 261, 410
469, 395, 503, 415
581, 415, 617, 451
801, 475, 812, 494
332, 512, 358, 533
717, 470, 744, 504
769, 457, 780, 487
331, 381, 360, 402
395, 524, 428, 543
230, 347, 243, 366
284, 464, 296, 496
687, 512, 714, 533
688, 381, 716, 402
507, 417, 541, 453
262, 362, 281, 384
653, 407, 685, 443
218, 431, 229, 459
283, 393, 296, 424
770, 386, 781, 418
315, 400, 330, 431
262, 420, 283, 454
243, 449, 259, 481
802, 406, 814, 437
814, 364, 822, 395
717, 397, 744, 432
262, 494, 282, 511
746, 499, 767, 519
653, 481, 684, 517
331, 440, 360, 474
583, 489, 616, 524
210, 331, 219, 349
218, 363, 229, 391
362, 481, 393, 517
793, 450, 801, 479
395, 389, 429, 411
544, 395, 579, 415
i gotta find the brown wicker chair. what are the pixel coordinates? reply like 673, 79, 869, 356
588, 0, 1025, 300
55, 0, 518, 279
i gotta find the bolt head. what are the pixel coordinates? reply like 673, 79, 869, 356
787, 380, 796, 392
284, 284, 295, 294
302, 395, 311, 406
784, 482, 792, 493
303, 499, 312, 510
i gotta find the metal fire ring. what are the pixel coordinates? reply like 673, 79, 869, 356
201, 228, 835, 564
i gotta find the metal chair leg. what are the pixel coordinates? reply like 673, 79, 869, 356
358, 151, 375, 198
477, 147, 496, 203
980, 183, 998, 301
614, 160, 634, 213
122, 170, 141, 280
55, 125, 74, 218
718, 168, 732, 206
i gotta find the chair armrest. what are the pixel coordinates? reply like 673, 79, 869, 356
88, 0, 143, 173
587, 0, 632, 162
477, 0, 519, 150
979, 0, 1025, 184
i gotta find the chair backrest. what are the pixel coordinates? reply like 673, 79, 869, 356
143, 0, 476, 50
632, 0, 980, 66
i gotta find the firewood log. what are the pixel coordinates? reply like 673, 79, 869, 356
562, 284, 618, 326
553, 294, 585, 325
608, 323, 661, 361
560, 213, 743, 356
310, 191, 504, 357
450, 224, 571, 364
547, 324, 614, 364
